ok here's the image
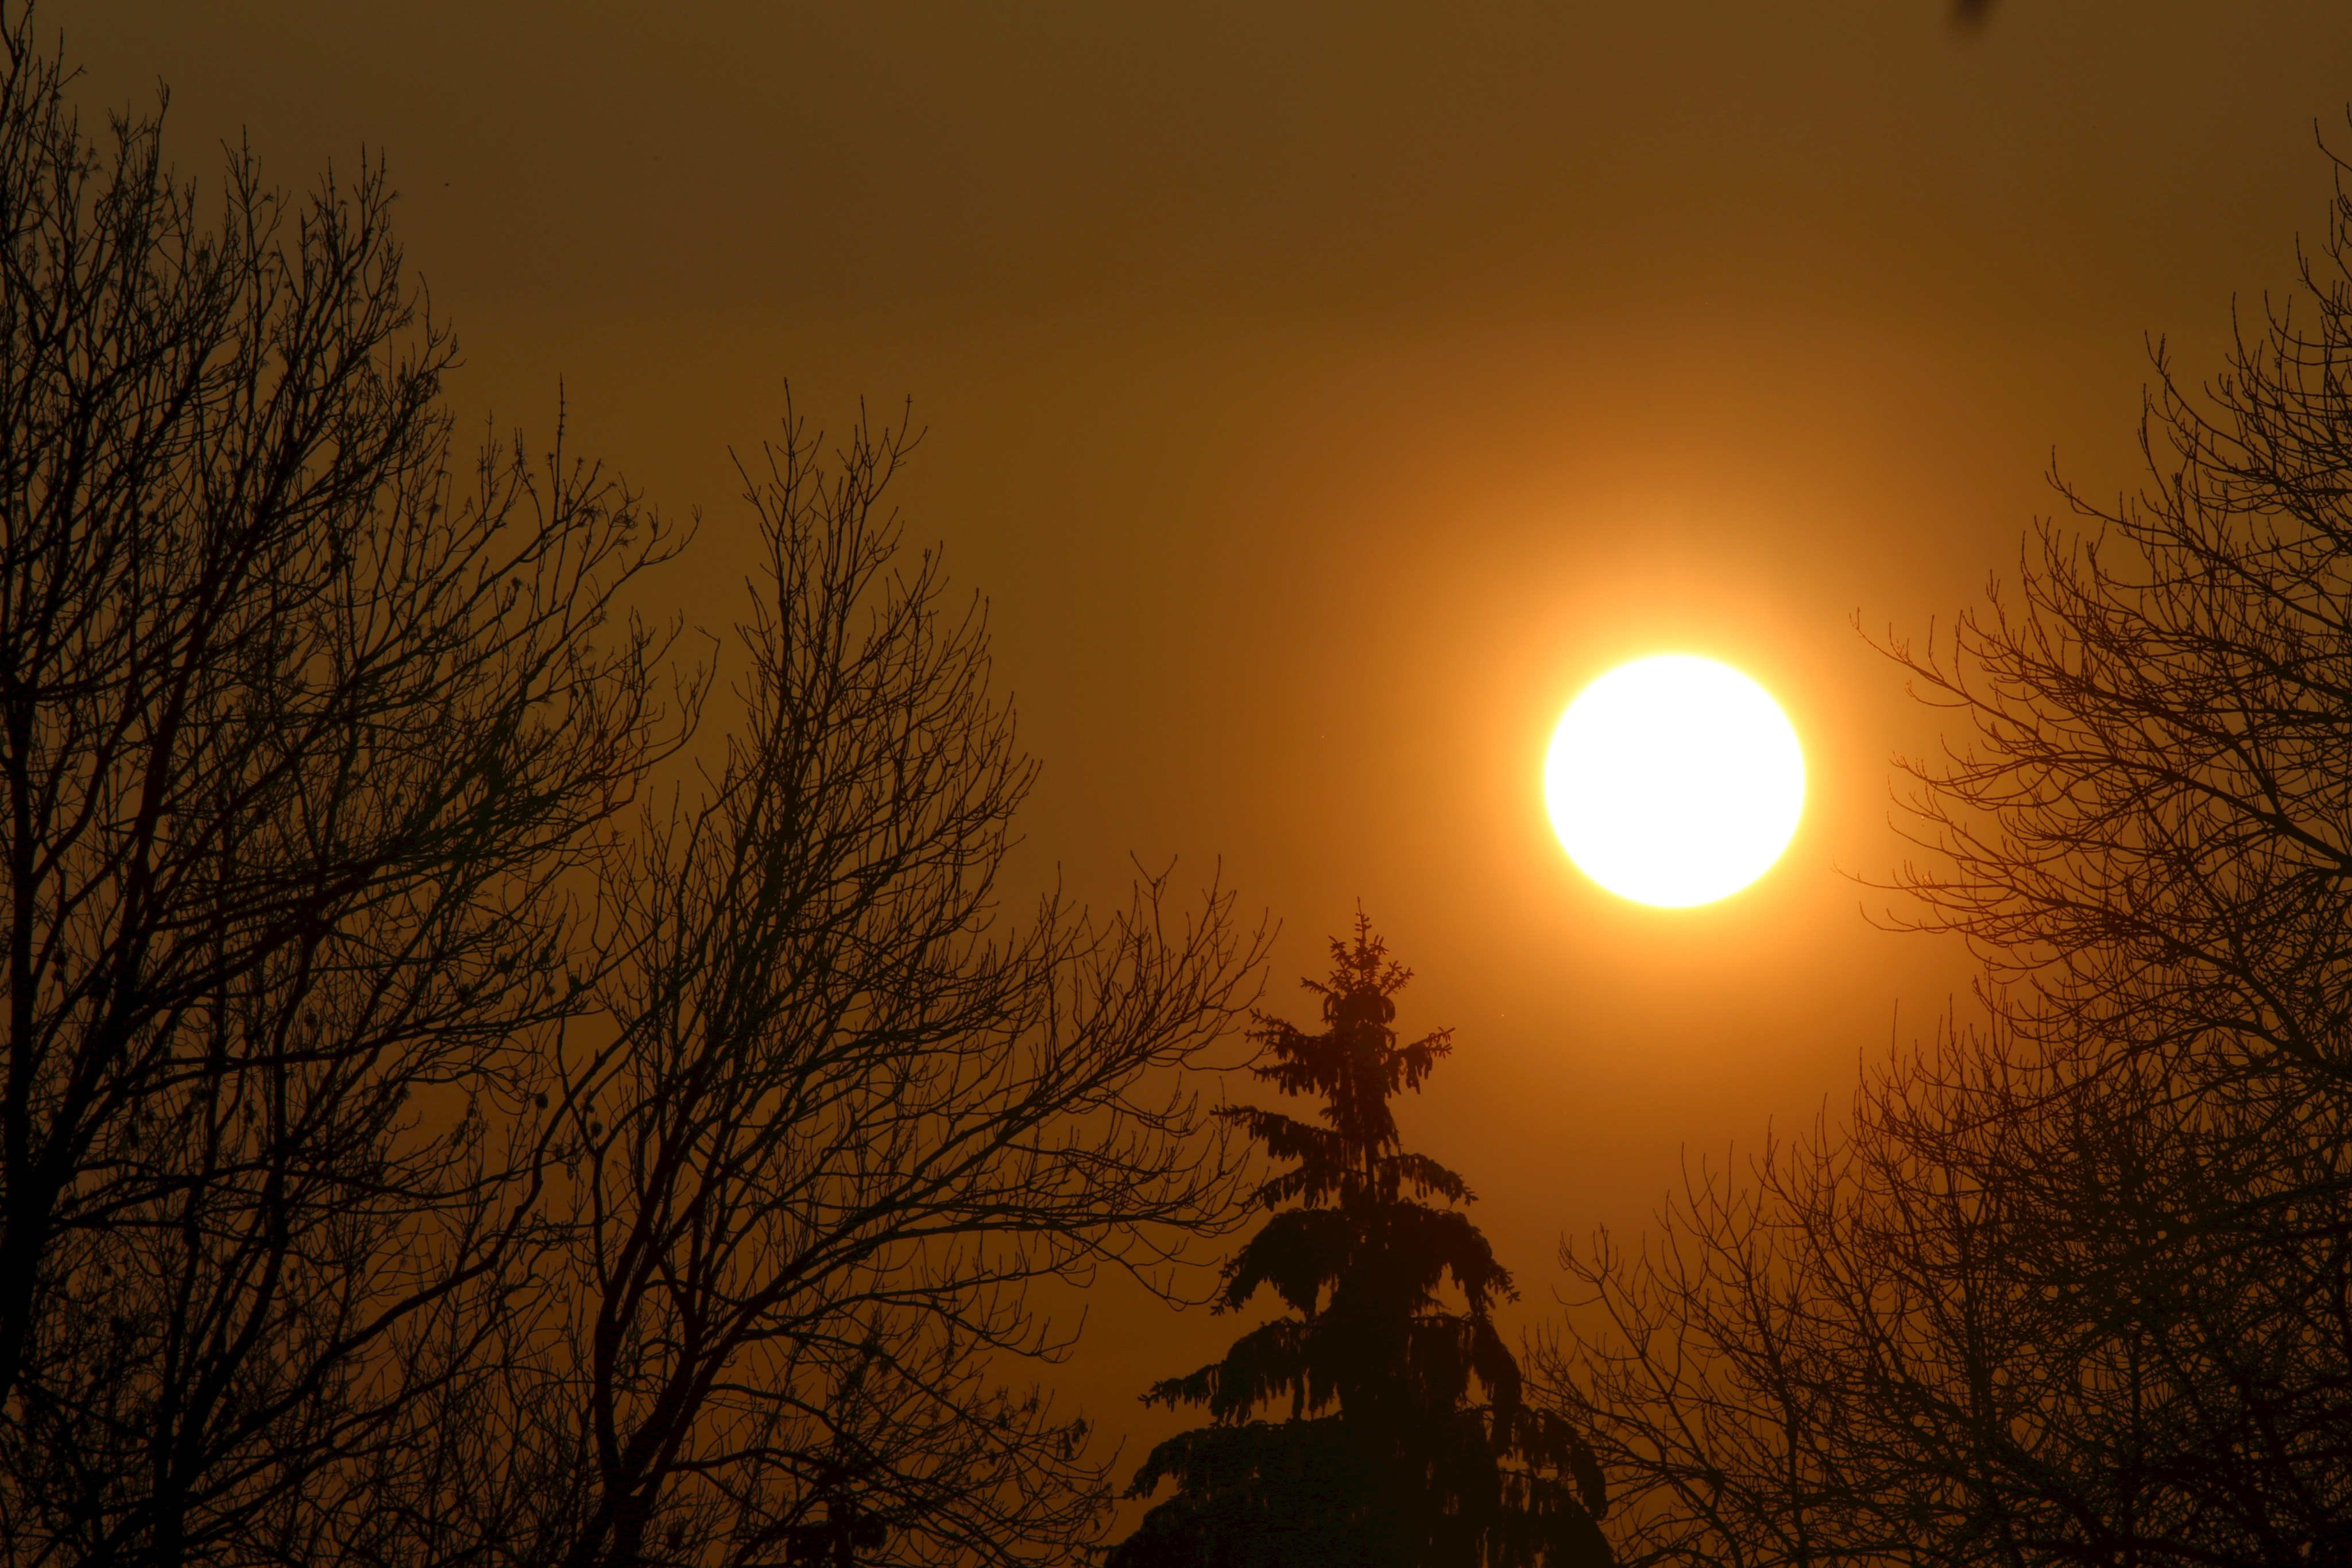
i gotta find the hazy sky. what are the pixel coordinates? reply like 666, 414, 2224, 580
65, 0, 2352, 1491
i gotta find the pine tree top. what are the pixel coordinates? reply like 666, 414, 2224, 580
1223, 912, 1481, 1218
1109, 914, 1611, 1568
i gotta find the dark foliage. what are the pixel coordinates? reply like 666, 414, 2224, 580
1111, 918, 1609, 1568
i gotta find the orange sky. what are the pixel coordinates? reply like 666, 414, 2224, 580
67, 0, 2352, 1499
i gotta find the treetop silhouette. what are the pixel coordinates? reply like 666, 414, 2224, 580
1111, 915, 1610, 1568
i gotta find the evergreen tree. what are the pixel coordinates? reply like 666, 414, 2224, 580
1109, 917, 1611, 1568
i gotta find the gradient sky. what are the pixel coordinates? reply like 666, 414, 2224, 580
67, 0, 2352, 1495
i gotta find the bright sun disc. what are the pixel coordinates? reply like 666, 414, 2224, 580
1544, 655, 1804, 907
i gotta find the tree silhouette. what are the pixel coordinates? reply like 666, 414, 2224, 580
521, 407, 1270, 1568
0, 10, 1273, 1561
1538, 143, 2352, 1568
0, 7, 684, 1559
1111, 917, 1610, 1568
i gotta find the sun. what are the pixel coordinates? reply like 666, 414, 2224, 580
1544, 655, 1805, 907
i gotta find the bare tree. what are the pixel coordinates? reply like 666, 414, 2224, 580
0, 12, 1270, 1564
0, 9, 685, 1562
1535, 141, 2352, 1568
1544, 1019, 2352, 1568
530, 411, 1269, 1568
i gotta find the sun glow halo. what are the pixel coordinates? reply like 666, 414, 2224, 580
1544, 655, 1804, 907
